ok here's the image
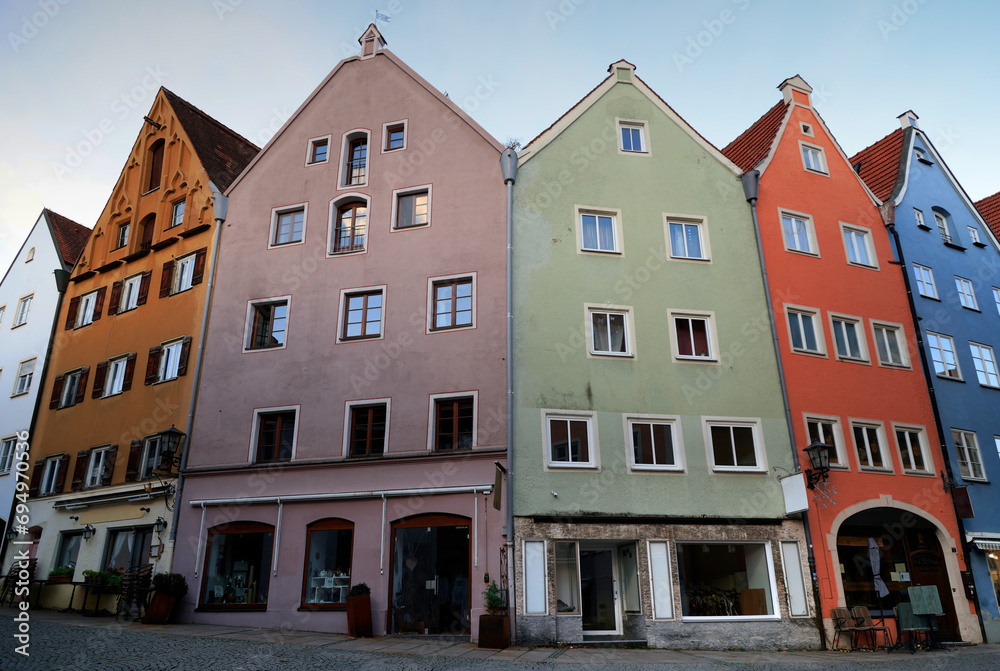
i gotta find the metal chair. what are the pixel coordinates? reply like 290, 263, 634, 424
831, 606, 862, 650
115, 564, 153, 621
0, 558, 36, 606
852, 605, 893, 650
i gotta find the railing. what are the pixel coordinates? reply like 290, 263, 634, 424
330, 223, 366, 254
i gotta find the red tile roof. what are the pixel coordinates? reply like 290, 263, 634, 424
975, 190, 1000, 239
161, 88, 259, 191
848, 128, 904, 202
721, 101, 788, 172
45, 209, 90, 266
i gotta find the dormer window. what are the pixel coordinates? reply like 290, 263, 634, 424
800, 142, 828, 175
968, 226, 982, 245
618, 120, 648, 154
340, 131, 369, 187
914, 148, 933, 165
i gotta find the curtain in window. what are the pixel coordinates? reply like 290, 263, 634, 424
106, 532, 131, 571
597, 217, 614, 251
608, 314, 625, 352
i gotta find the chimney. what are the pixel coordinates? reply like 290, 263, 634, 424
778, 75, 813, 106
359, 24, 386, 59
897, 110, 919, 129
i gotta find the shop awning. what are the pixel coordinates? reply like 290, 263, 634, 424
971, 539, 1000, 551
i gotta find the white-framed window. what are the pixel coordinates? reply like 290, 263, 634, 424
306, 134, 331, 165
871, 321, 908, 368
665, 215, 709, 261
970, 342, 1000, 388
851, 420, 890, 471
893, 424, 931, 473
428, 391, 478, 452
523, 539, 547, 614
648, 541, 675, 620
586, 305, 633, 357
337, 286, 386, 342
779, 211, 818, 255
120, 273, 143, 312
805, 414, 847, 469
927, 332, 961, 379
914, 147, 933, 164
250, 405, 299, 463
576, 207, 623, 254
59, 369, 85, 408
676, 541, 779, 619
625, 414, 683, 471
779, 541, 810, 617
84, 446, 111, 488
339, 129, 369, 188
25, 247, 35, 262
669, 310, 717, 361
934, 211, 951, 243
913, 264, 938, 298
12, 294, 33, 328
342, 398, 390, 458
704, 417, 765, 472
993, 287, 1000, 316
76, 290, 99, 327
0, 305, 5, 328
140, 436, 164, 479
382, 120, 406, 153
618, 119, 648, 154
428, 274, 475, 332
830, 314, 867, 362
269, 203, 307, 248
953, 429, 986, 480
543, 410, 597, 469
955, 276, 978, 310
103, 356, 129, 397
0, 436, 16, 474
173, 253, 197, 293
13, 358, 36, 396
391, 185, 431, 230
159, 339, 185, 381
785, 305, 824, 355
968, 226, 981, 244
327, 195, 369, 255
170, 199, 185, 228
841, 224, 877, 268
799, 142, 828, 175
39, 456, 61, 495
244, 296, 290, 352
914, 208, 927, 229
115, 222, 130, 249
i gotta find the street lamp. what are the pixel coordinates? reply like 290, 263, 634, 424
803, 439, 832, 490
155, 425, 187, 474
82, 524, 96, 540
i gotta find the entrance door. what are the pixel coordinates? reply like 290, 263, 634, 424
390, 515, 470, 635
906, 537, 959, 641
580, 546, 620, 634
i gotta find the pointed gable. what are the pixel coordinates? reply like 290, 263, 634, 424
358, 23, 386, 59
721, 100, 789, 173
975, 190, 1000, 239
45, 209, 90, 266
849, 128, 905, 202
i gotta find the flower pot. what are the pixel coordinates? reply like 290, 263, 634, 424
478, 614, 509, 649
143, 592, 177, 624
345, 593, 372, 638
47, 575, 72, 584
84, 576, 106, 586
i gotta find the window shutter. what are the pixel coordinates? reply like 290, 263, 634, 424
177, 336, 193, 376
64, 296, 80, 330
145, 346, 162, 385
125, 440, 142, 482
71, 449, 90, 491
191, 248, 208, 286
137, 270, 152, 305
108, 280, 122, 316
28, 459, 44, 497
102, 444, 117, 486
91, 286, 106, 321
55, 453, 70, 493
159, 260, 174, 298
122, 353, 137, 392
49, 374, 65, 409
91, 361, 109, 399
74, 366, 89, 405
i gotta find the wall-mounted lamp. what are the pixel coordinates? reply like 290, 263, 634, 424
803, 440, 833, 490
82, 524, 96, 541
5, 528, 17, 542
153, 425, 187, 475
139, 507, 151, 514
153, 517, 167, 533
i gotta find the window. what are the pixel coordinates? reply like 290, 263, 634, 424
934, 211, 951, 243
545, 411, 596, 468
914, 264, 938, 298
0, 305, 4, 328
383, 122, 405, 152
75, 290, 100, 327
12, 295, 32, 327
13, 358, 35, 396
523, 540, 547, 614
342, 133, 368, 186
953, 429, 985, 480
393, 188, 429, 229
618, 121, 647, 153
914, 147, 933, 164
914, 209, 928, 229
627, 416, 682, 470
670, 312, 715, 360
994, 287, 1000, 316
144, 337, 191, 385
895, 426, 930, 473
158, 249, 206, 299
970, 343, 1000, 387
578, 210, 620, 253
173, 253, 197, 293
139, 436, 164, 479
55, 532, 83, 570
927, 332, 961, 379
786, 307, 823, 355
340, 289, 383, 340
779, 541, 809, 617
872, 322, 906, 367
955, 277, 978, 310
39, 456, 63, 495
841, 225, 876, 267
246, 299, 289, 350
968, 226, 981, 244
159, 339, 184, 381
331, 202, 366, 253
780, 213, 817, 255
52, 368, 87, 409
255, 410, 295, 463
307, 136, 330, 164
303, 520, 353, 607
648, 541, 674, 619
271, 206, 305, 247
706, 419, 763, 471
434, 396, 475, 451
347, 403, 387, 457
676, 542, 777, 618
101, 356, 131, 397
589, 308, 631, 356
84, 446, 112, 488
800, 142, 827, 174
806, 416, 845, 468
852, 422, 889, 470
139, 215, 155, 251
118, 273, 145, 313
25, 247, 35, 262
667, 217, 707, 260
200, 522, 273, 608
831, 316, 866, 361
800, 122, 813, 136
0, 436, 15, 473
105, 527, 154, 572
431, 277, 474, 331
115, 222, 130, 249
147, 140, 164, 191
170, 200, 185, 228
554, 541, 579, 613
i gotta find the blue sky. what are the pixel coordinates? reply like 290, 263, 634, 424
1, 0, 998, 271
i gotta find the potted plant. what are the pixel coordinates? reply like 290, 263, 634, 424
478, 581, 509, 649
47, 566, 74, 583
82, 570, 107, 586
143, 572, 188, 624
345, 582, 373, 638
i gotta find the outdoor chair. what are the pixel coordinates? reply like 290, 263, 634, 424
831, 606, 862, 650
852, 605, 893, 650
115, 564, 153, 621
0, 558, 36, 606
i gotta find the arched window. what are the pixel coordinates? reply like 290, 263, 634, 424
200, 521, 274, 609
146, 140, 165, 192
331, 201, 367, 254
301, 519, 354, 608
139, 214, 155, 251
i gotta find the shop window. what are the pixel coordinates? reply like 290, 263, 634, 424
55, 531, 83, 570
104, 527, 153, 572
201, 522, 274, 608
554, 541, 579, 613
676, 542, 777, 618
523, 540, 547, 614
302, 519, 353, 608
779, 541, 809, 616
648, 541, 674, 619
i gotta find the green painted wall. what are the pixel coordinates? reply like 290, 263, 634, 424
512, 74, 793, 519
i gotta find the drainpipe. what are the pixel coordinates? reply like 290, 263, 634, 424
500, 148, 518, 636
168, 183, 227, 542
880, 202, 987, 643
741, 170, 827, 649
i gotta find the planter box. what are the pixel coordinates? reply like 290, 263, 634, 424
47, 576, 72, 584
143, 592, 177, 624
345, 594, 372, 638
478, 614, 510, 649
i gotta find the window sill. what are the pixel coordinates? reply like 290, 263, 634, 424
935, 374, 964, 382
681, 615, 780, 622
791, 348, 826, 358
393, 224, 429, 231
546, 462, 597, 470
339, 335, 382, 343
711, 467, 766, 474
962, 477, 990, 484
94, 260, 124, 273
803, 168, 830, 177
150, 237, 179, 251
122, 249, 150, 264
835, 356, 871, 365
70, 270, 96, 283
943, 242, 966, 251
859, 467, 894, 474
979, 383, 1000, 390
845, 262, 879, 271
141, 187, 161, 197
10, 391, 29, 399
669, 255, 711, 262
328, 247, 367, 256
178, 224, 211, 239
973, 241, 988, 248
630, 465, 684, 473
903, 470, 935, 477
961, 306, 980, 312
579, 248, 622, 255
675, 356, 717, 363
917, 224, 931, 231
589, 351, 634, 358
243, 344, 288, 353
783, 248, 820, 258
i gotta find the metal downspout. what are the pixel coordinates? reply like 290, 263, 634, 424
741, 171, 827, 649
500, 148, 518, 640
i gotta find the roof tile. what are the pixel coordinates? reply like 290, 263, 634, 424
721, 101, 788, 172
45, 209, 90, 266
848, 128, 904, 202
975, 190, 1000, 240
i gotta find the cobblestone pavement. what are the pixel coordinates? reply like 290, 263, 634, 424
0, 610, 998, 670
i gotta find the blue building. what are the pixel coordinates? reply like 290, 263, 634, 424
853, 111, 1000, 643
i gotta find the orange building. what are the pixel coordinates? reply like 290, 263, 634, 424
17, 88, 256, 611
723, 77, 980, 643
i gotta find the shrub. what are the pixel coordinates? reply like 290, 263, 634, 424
347, 582, 371, 597
152, 572, 189, 599
482, 580, 503, 615
48, 566, 74, 578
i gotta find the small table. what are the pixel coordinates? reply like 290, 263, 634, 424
907, 586, 948, 651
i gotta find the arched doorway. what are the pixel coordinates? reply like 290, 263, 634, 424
836, 508, 960, 641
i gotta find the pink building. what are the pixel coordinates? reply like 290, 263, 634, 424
173, 26, 508, 639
